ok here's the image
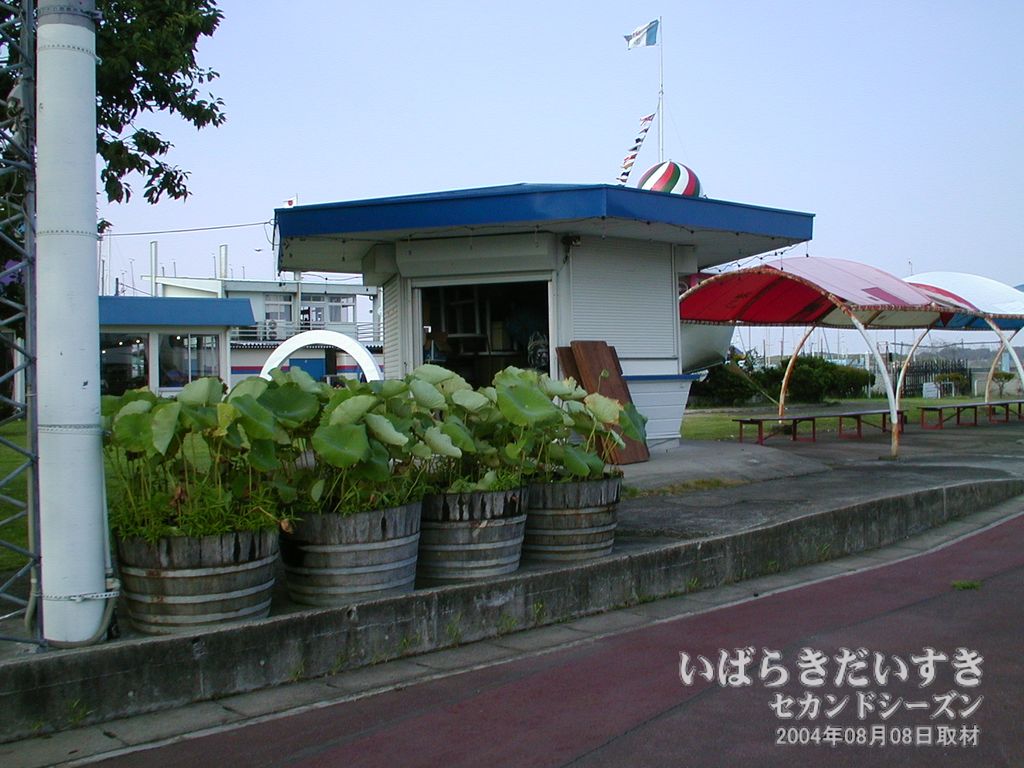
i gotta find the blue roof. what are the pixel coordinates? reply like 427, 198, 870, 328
99, 297, 255, 328
275, 183, 815, 272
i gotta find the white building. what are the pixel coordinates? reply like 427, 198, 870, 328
274, 183, 815, 447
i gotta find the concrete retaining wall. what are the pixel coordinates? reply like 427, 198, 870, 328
2, 478, 1021, 742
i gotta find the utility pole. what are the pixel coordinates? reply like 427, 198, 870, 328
36, 0, 111, 643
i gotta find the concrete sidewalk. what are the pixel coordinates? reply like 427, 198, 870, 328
2, 422, 1023, 756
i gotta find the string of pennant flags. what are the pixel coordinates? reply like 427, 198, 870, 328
616, 112, 656, 184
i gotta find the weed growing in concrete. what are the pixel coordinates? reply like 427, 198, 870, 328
66, 699, 92, 728
686, 576, 700, 592
289, 660, 306, 683
951, 580, 982, 590
329, 651, 348, 675
445, 616, 463, 645
531, 601, 546, 624
497, 613, 518, 635
817, 542, 832, 562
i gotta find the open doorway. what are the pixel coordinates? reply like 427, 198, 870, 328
420, 281, 549, 387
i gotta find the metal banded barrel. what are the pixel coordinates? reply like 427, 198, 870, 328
117, 530, 278, 635
523, 477, 621, 562
280, 503, 421, 606
417, 488, 527, 584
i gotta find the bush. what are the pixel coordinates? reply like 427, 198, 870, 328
689, 363, 762, 406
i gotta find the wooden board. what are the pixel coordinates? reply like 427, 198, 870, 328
568, 340, 650, 465
556, 346, 581, 383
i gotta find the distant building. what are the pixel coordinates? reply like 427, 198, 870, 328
153, 276, 383, 384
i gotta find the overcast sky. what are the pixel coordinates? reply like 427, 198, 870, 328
97, 1, 1024, 355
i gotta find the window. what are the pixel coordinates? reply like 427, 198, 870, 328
158, 333, 220, 388
264, 293, 293, 322
100, 333, 148, 395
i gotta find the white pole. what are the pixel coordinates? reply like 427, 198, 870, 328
218, 243, 228, 281
36, 0, 109, 643
658, 16, 664, 163
149, 240, 158, 298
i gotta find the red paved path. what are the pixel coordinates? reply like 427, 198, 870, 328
96, 515, 1024, 767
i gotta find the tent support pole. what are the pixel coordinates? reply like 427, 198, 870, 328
843, 311, 900, 458
778, 326, 815, 417
984, 319, 1024, 398
984, 329, 1019, 402
895, 325, 936, 405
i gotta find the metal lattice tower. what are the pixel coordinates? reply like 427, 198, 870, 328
0, 0, 41, 646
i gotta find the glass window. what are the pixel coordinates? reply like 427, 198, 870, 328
158, 333, 220, 388
328, 295, 345, 323
100, 333, 148, 395
264, 293, 293, 322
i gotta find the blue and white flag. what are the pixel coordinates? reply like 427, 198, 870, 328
625, 19, 659, 49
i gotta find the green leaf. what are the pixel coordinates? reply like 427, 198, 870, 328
437, 373, 472, 397
310, 478, 325, 503
562, 444, 597, 477
410, 441, 433, 459
424, 426, 462, 458
441, 418, 476, 453
451, 389, 490, 413
181, 432, 212, 474
409, 379, 446, 410
328, 394, 379, 425
113, 398, 153, 423
227, 377, 269, 402
230, 394, 278, 440
149, 401, 181, 455
259, 384, 320, 428
312, 423, 370, 468
540, 375, 584, 399
353, 441, 391, 483
584, 392, 623, 425
411, 363, 456, 384
248, 439, 281, 471
178, 377, 224, 406
496, 384, 561, 427
282, 366, 323, 394
369, 379, 409, 398
365, 412, 409, 446
619, 402, 649, 443
111, 411, 152, 453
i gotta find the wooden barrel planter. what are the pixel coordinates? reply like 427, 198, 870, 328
417, 487, 527, 585
116, 529, 278, 635
279, 502, 421, 606
523, 476, 621, 562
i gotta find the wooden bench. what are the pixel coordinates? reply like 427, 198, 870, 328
919, 399, 1024, 430
735, 409, 905, 446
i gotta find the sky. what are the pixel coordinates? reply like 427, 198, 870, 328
96, 1, 1024, 356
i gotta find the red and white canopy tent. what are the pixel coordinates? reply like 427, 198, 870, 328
678, 257, 971, 457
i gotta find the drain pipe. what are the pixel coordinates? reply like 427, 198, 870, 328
35, 0, 112, 644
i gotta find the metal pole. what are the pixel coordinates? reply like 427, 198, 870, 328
658, 16, 664, 163
36, 0, 109, 643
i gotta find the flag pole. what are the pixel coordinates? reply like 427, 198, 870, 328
658, 16, 664, 162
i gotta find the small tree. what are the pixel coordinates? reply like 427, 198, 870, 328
992, 371, 1015, 398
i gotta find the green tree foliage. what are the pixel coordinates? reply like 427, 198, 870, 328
95, 0, 226, 204
0, 0, 225, 210
691, 356, 875, 407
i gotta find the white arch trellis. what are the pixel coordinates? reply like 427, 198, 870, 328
259, 330, 383, 382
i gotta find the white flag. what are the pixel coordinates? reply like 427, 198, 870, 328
625, 19, 659, 49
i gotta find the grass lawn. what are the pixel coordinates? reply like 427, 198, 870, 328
681, 396, 983, 442
0, 419, 31, 573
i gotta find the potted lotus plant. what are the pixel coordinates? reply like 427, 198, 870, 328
264, 368, 431, 606
489, 367, 647, 562
411, 364, 539, 585
103, 377, 290, 634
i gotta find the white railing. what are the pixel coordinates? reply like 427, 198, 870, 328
231, 320, 380, 345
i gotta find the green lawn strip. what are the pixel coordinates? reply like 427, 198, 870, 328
681, 396, 981, 442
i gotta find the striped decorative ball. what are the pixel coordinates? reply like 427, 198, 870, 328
636, 161, 701, 197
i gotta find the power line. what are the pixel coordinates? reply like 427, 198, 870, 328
103, 220, 271, 237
